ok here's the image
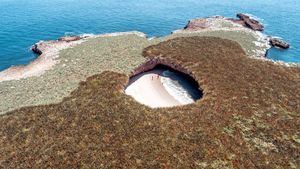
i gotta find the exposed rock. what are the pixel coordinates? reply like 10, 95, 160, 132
31, 36, 82, 55
183, 14, 290, 53
236, 13, 264, 31
31, 43, 43, 55
184, 18, 211, 30
31, 40, 57, 55
269, 38, 290, 49
182, 16, 238, 31
184, 13, 264, 32
58, 36, 81, 42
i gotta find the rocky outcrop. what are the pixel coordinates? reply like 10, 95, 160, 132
269, 38, 290, 49
31, 43, 43, 55
183, 16, 235, 31
235, 13, 264, 31
31, 40, 58, 55
31, 36, 83, 55
58, 36, 82, 42
184, 13, 264, 32
184, 18, 212, 30
183, 14, 291, 53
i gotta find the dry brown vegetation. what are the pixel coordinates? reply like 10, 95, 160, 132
0, 37, 299, 168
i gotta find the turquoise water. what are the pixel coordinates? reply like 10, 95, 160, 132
0, 0, 299, 71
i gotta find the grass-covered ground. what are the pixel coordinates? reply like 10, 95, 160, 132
0, 36, 299, 168
0, 29, 267, 115
0, 34, 149, 114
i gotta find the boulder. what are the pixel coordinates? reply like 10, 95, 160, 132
31, 44, 42, 55
269, 38, 290, 49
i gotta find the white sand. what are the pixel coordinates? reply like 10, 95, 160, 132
125, 69, 185, 108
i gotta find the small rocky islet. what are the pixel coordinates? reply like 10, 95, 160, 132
0, 14, 299, 168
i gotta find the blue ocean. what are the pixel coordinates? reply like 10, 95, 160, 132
0, 0, 299, 71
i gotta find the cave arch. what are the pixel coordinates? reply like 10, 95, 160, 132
125, 59, 203, 108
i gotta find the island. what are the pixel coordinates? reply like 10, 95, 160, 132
0, 14, 299, 168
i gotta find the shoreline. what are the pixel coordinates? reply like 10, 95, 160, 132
0, 14, 298, 83
0, 31, 146, 82
0, 14, 299, 114
0, 39, 84, 82
173, 16, 298, 67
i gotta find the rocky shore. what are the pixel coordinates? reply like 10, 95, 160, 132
183, 13, 290, 50
230, 13, 264, 31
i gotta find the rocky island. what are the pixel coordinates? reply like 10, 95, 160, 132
0, 14, 299, 168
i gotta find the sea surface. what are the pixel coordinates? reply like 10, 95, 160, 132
0, 0, 299, 71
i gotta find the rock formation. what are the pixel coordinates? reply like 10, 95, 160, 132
31, 36, 83, 55
184, 18, 211, 30
235, 13, 264, 31
31, 43, 43, 55
183, 13, 292, 52
58, 36, 82, 42
269, 38, 290, 49
30, 40, 58, 55
184, 13, 264, 32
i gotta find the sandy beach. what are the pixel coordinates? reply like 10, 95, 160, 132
125, 69, 181, 108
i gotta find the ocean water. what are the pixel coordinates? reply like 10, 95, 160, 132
0, 0, 299, 71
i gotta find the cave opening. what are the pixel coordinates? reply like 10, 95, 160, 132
125, 63, 203, 108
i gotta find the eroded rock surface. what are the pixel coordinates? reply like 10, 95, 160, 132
270, 38, 290, 49
58, 36, 82, 42
183, 14, 293, 53
235, 13, 264, 31
184, 13, 264, 32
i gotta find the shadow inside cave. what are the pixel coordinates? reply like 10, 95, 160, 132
125, 64, 203, 108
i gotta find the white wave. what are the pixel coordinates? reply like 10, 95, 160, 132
269, 35, 284, 40
161, 70, 195, 105
148, 36, 157, 40
80, 33, 95, 38
64, 32, 77, 36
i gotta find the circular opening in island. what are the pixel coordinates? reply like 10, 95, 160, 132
125, 64, 203, 108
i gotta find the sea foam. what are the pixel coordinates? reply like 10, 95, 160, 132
161, 70, 196, 105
